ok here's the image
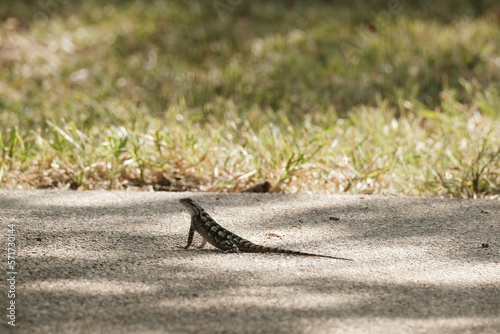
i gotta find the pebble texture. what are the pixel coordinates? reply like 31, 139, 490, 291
0, 190, 499, 333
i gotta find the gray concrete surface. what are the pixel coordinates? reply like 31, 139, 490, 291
0, 189, 499, 333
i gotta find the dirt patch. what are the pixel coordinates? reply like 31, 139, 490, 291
1, 190, 499, 333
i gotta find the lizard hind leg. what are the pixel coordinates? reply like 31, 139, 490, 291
222, 242, 241, 254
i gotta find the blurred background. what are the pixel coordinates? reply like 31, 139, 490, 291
0, 0, 499, 197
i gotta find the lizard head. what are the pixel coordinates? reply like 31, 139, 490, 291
179, 198, 203, 217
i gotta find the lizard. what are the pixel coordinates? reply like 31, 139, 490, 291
179, 197, 353, 261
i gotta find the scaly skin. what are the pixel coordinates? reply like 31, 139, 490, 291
179, 198, 353, 261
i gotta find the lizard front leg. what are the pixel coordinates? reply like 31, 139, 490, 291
198, 239, 208, 249
181, 225, 195, 249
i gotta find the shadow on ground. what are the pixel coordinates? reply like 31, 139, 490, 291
0, 190, 498, 333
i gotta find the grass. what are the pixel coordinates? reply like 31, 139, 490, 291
0, 0, 499, 198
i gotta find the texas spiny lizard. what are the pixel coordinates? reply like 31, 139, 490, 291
179, 198, 353, 260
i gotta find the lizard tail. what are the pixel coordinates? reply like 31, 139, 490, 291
276, 249, 354, 261
240, 241, 353, 261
